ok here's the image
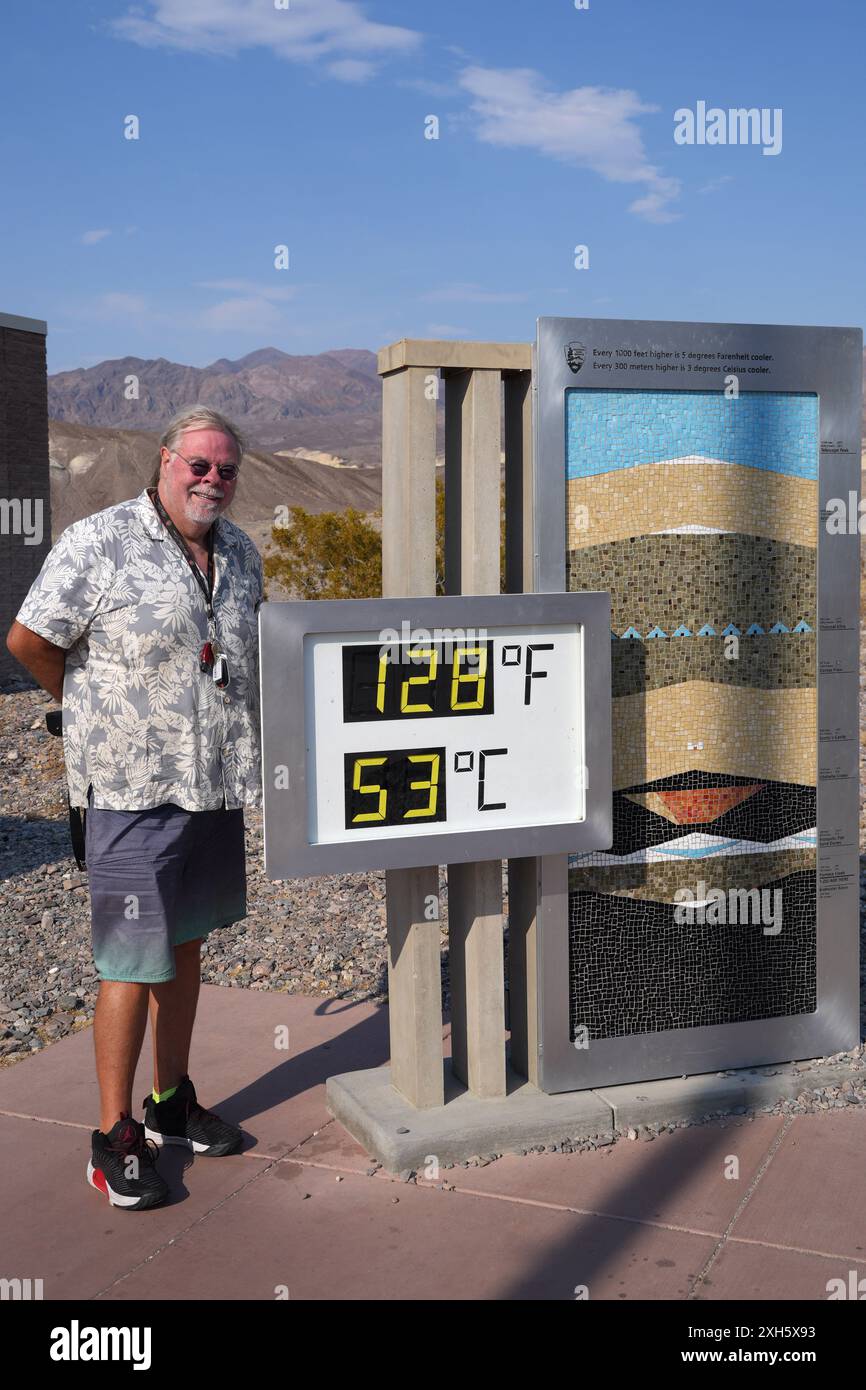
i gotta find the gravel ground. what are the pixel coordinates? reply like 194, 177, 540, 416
1, 663, 864, 1145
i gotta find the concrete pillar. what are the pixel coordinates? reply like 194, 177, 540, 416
444, 368, 506, 1098
377, 340, 533, 1104
503, 370, 533, 597
502, 369, 539, 1082
380, 365, 444, 1108
385, 866, 444, 1108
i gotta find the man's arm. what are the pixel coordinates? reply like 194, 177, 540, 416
6, 620, 65, 702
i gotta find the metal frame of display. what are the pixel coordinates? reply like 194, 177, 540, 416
260, 592, 612, 879
533, 315, 862, 1091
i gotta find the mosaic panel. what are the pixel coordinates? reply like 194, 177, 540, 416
566, 389, 818, 1040
566, 462, 817, 550
568, 870, 817, 1039
566, 389, 819, 479
610, 685, 816, 788
567, 848, 816, 902
567, 535, 816, 635
608, 633, 815, 697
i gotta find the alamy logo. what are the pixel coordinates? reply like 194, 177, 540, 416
0, 497, 43, 545
50, 1320, 151, 1370
825, 494, 866, 533
0, 1276, 43, 1299
673, 880, 782, 935
378, 623, 487, 666
826, 1271, 866, 1300
674, 102, 782, 156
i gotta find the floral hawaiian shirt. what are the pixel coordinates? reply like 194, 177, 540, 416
16, 488, 264, 811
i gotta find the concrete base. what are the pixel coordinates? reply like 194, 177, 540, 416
326, 1064, 611, 1172
326, 1058, 865, 1172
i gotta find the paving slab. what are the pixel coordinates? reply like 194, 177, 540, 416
290, 1118, 373, 1173
0, 986, 393, 1157
327, 1063, 615, 1171
730, 1112, 866, 1260
442, 1115, 786, 1234
696, 1239, 863, 1302
0, 1112, 271, 1301
99, 1159, 718, 1301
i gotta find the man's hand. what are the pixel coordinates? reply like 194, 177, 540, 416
6, 621, 65, 702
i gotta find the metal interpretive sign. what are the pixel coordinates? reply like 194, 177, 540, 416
260, 593, 612, 878
534, 316, 863, 1092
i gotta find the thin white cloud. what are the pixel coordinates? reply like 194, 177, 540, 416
196, 278, 296, 302
327, 58, 375, 82
87, 293, 183, 331
110, 0, 420, 80
698, 175, 734, 195
427, 323, 471, 336
397, 76, 455, 98
199, 296, 286, 333
83, 286, 292, 337
458, 66, 681, 223
81, 229, 111, 245
99, 292, 150, 314
422, 283, 528, 304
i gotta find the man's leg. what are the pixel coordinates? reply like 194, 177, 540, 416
148, 937, 203, 1095
94, 980, 151, 1135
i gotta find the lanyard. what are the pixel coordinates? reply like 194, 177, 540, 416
148, 487, 216, 623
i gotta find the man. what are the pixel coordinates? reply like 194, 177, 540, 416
6, 405, 264, 1210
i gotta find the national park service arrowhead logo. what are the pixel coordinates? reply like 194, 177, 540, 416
565, 341, 586, 373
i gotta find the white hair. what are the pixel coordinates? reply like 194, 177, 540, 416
152, 405, 246, 484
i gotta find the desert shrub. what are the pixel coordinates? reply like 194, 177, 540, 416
265, 475, 503, 600
265, 506, 382, 599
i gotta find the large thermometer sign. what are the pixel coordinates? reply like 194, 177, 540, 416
259, 594, 612, 878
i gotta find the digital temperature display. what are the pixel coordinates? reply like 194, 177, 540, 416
314, 630, 579, 840
259, 593, 612, 877
344, 747, 447, 828
342, 641, 495, 721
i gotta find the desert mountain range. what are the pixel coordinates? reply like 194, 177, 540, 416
49, 346, 384, 465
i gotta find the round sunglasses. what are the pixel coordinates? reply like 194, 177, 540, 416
171, 448, 240, 482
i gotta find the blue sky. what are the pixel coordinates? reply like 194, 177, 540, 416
0, 0, 863, 373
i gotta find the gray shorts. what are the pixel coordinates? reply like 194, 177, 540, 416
84, 794, 247, 984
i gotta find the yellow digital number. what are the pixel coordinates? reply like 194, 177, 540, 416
351, 756, 387, 822
400, 647, 437, 714
404, 752, 440, 819
450, 645, 486, 710
375, 652, 388, 713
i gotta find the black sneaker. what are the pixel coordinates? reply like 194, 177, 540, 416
87, 1113, 170, 1210
143, 1075, 243, 1157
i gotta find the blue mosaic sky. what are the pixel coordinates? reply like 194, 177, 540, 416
565, 390, 819, 480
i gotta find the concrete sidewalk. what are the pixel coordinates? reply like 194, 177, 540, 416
1, 984, 864, 1301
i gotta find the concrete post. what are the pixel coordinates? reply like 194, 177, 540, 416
377, 340, 533, 1104
380, 365, 444, 1108
385, 866, 444, 1108
503, 369, 539, 1083
443, 368, 506, 1098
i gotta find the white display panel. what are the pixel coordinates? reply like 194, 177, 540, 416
259, 593, 611, 878
304, 624, 585, 845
